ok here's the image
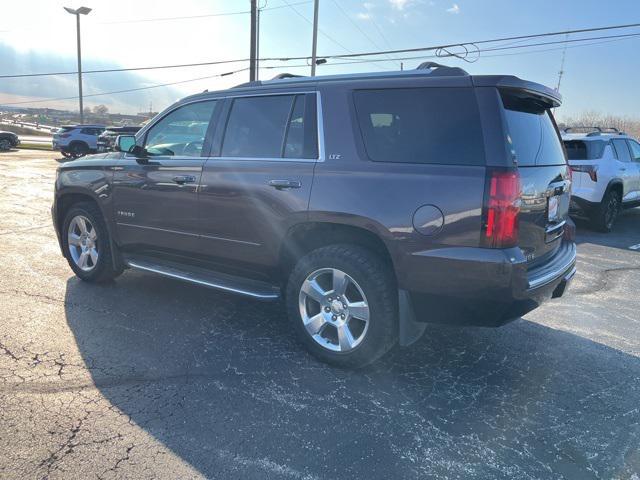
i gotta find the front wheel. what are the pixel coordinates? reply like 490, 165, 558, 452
286, 245, 398, 368
62, 202, 122, 282
591, 190, 620, 232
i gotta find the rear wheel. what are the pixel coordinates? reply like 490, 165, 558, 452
591, 189, 620, 232
62, 202, 122, 282
68, 142, 89, 158
0, 138, 11, 151
286, 245, 397, 368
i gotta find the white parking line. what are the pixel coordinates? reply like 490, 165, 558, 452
629, 243, 640, 251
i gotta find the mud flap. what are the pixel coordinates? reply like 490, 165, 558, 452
398, 289, 427, 346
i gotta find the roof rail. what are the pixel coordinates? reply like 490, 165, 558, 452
271, 73, 304, 80
416, 61, 469, 77
563, 126, 623, 136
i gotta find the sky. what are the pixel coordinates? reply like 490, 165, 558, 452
0, 0, 639, 120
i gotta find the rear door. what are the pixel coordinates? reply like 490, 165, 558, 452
197, 92, 319, 273
500, 90, 571, 265
112, 99, 219, 255
611, 138, 636, 202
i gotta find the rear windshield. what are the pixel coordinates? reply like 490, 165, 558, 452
501, 93, 566, 167
353, 87, 485, 165
59, 127, 75, 133
563, 140, 606, 160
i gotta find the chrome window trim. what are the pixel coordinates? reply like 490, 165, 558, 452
140, 90, 325, 163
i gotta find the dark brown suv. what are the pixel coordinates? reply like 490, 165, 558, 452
52, 64, 577, 367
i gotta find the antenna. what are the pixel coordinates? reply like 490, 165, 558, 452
555, 33, 569, 92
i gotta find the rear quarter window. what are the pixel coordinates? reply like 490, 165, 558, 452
353, 87, 485, 165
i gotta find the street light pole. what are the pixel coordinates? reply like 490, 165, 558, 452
64, 6, 92, 124
310, 0, 319, 76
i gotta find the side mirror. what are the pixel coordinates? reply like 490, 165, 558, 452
115, 135, 137, 153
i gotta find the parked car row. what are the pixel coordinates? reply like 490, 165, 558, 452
52, 124, 141, 158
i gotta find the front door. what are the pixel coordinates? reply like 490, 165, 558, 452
112, 99, 219, 255
198, 93, 319, 274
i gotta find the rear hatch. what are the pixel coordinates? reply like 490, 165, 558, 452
500, 89, 571, 267
563, 138, 607, 191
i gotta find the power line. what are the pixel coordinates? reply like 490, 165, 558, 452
0, 1, 312, 32
3, 31, 638, 108
0, 68, 249, 106
329, 0, 401, 68
1, 22, 639, 79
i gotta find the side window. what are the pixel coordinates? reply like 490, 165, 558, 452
353, 87, 485, 165
628, 140, 640, 162
612, 139, 632, 162
145, 100, 217, 157
221, 95, 294, 158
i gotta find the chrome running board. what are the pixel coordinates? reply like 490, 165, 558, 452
124, 255, 280, 301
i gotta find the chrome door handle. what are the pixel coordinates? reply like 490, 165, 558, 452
268, 179, 301, 190
173, 175, 196, 184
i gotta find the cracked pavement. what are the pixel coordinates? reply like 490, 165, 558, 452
0, 149, 639, 479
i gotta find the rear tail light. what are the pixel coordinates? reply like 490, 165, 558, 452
481, 168, 521, 248
570, 164, 598, 182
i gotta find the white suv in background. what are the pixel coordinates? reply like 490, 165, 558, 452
562, 127, 640, 232
52, 124, 105, 158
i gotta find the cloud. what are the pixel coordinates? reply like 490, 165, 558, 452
446, 3, 460, 14
389, 0, 411, 10
357, 12, 372, 20
0, 43, 181, 114
363, 2, 375, 10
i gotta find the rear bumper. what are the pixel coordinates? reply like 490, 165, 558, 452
570, 195, 598, 215
401, 241, 577, 328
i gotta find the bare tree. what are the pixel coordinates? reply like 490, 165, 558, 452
559, 111, 640, 139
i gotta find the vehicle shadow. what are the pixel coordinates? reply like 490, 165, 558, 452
573, 206, 640, 252
64, 273, 640, 479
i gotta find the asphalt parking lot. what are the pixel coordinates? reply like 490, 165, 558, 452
0, 149, 639, 480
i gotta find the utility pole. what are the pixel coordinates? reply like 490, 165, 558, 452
64, 6, 92, 124
250, 0, 257, 82
256, 6, 260, 80
310, 0, 319, 76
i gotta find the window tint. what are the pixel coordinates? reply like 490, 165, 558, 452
628, 140, 640, 162
503, 107, 566, 166
612, 139, 632, 162
353, 87, 485, 165
563, 140, 606, 160
145, 100, 216, 157
222, 95, 294, 158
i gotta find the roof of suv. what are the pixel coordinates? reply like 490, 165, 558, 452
561, 131, 634, 141
181, 66, 561, 107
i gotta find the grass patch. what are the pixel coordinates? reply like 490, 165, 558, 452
17, 142, 53, 151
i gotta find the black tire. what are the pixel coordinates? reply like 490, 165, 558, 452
590, 189, 620, 233
0, 138, 11, 151
61, 202, 122, 282
68, 142, 89, 158
286, 244, 398, 368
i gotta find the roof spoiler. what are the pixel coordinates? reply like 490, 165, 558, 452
473, 75, 562, 108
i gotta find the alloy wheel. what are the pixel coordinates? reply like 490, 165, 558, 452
67, 215, 99, 271
298, 268, 370, 352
